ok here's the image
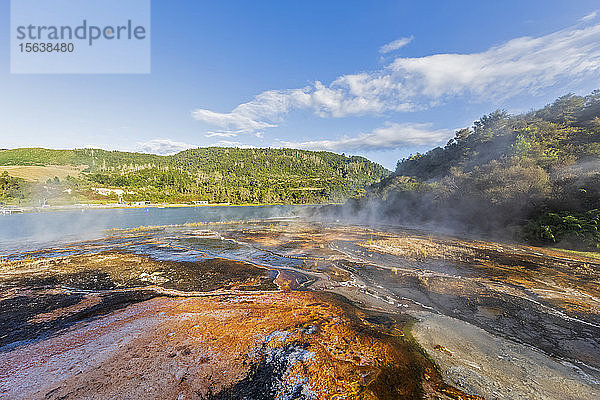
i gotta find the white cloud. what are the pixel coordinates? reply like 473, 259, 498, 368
279, 122, 453, 152
581, 11, 597, 22
193, 108, 277, 133
137, 139, 196, 155
211, 140, 257, 149
205, 131, 238, 138
192, 79, 412, 134
389, 23, 600, 99
137, 138, 258, 153
193, 22, 600, 135
379, 36, 414, 54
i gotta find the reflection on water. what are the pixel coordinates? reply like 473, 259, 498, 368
0, 205, 309, 255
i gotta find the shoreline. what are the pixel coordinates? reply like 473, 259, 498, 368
0, 202, 337, 214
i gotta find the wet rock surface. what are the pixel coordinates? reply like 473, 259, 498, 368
223, 221, 600, 398
1, 220, 599, 399
0, 293, 468, 400
0, 290, 157, 351
412, 312, 600, 400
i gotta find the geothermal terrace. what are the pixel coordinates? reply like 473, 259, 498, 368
1, 220, 599, 399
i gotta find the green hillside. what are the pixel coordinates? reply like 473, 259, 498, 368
360, 90, 600, 249
0, 147, 389, 205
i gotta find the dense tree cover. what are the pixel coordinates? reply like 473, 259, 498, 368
366, 90, 600, 249
0, 171, 30, 204
0, 148, 389, 205
524, 209, 600, 249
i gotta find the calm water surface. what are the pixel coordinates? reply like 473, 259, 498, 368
0, 205, 309, 254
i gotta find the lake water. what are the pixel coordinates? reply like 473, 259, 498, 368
0, 205, 309, 255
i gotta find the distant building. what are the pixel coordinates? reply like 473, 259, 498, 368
92, 188, 134, 196
93, 187, 124, 196
0, 206, 24, 215
131, 201, 151, 206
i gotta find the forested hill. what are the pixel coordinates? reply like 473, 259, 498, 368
0, 147, 389, 204
360, 90, 600, 249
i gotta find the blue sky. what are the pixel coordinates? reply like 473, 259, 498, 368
1, 1, 600, 169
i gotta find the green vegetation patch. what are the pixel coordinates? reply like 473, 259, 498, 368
0, 148, 389, 205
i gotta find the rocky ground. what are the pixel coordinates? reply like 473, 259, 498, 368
1, 220, 599, 399
412, 312, 599, 400
0, 291, 470, 399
